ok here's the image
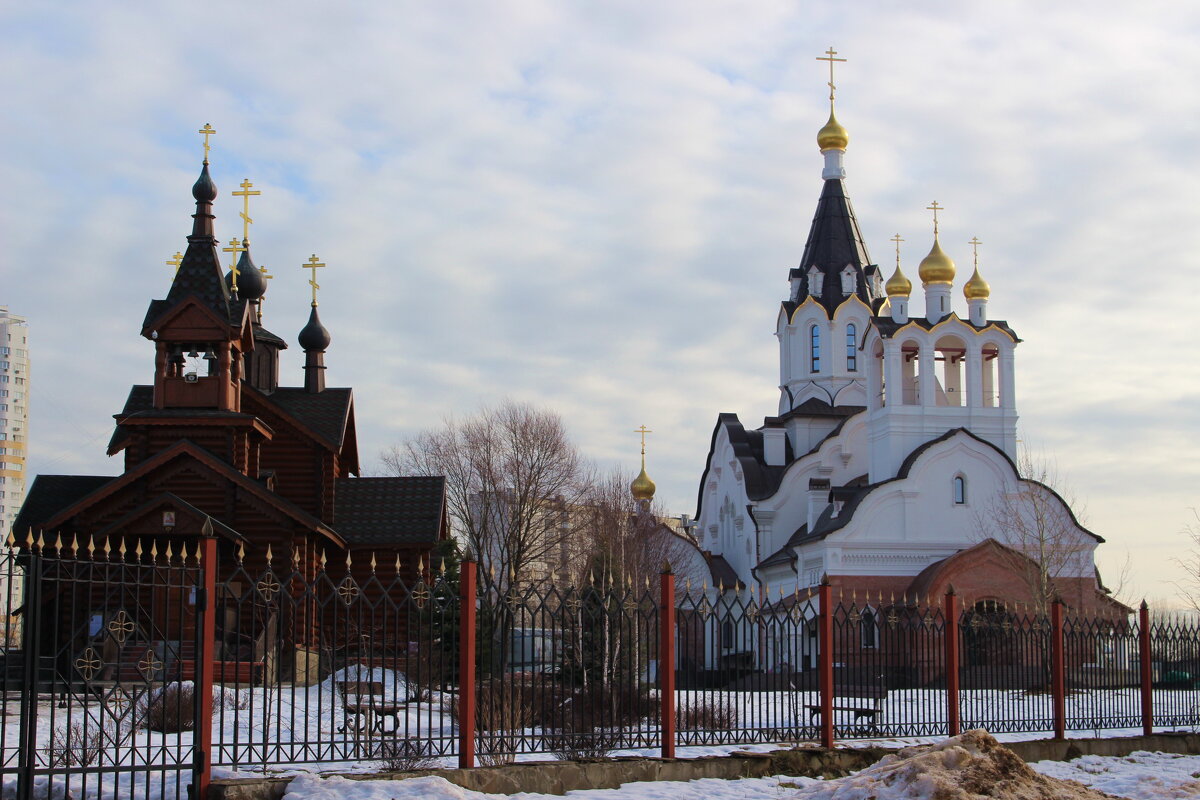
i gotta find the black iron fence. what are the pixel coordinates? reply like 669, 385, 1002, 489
2, 539, 1198, 799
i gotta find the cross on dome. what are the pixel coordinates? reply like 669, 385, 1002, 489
303, 255, 326, 306
197, 123, 216, 165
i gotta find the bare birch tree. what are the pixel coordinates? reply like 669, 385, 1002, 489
973, 448, 1095, 618
381, 400, 592, 597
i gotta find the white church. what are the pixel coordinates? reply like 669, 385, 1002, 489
691, 71, 1120, 619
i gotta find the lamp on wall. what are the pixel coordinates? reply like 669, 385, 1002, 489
162, 511, 176, 534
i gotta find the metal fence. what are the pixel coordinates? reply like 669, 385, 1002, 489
2, 538, 1199, 799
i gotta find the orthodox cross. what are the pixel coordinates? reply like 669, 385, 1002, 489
303, 254, 326, 306
256, 265, 274, 319
222, 237, 245, 292
634, 425, 652, 456
816, 46, 846, 103
968, 236, 982, 268
166, 251, 183, 275
198, 123, 216, 164
927, 201, 943, 236
232, 178, 261, 244
890, 234, 904, 269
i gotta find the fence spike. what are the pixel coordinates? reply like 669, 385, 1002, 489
36, 532, 46, 553
24, 530, 34, 551
394, 554, 402, 574
165, 541, 174, 563
439, 557, 446, 575
4, 530, 14, 549
319, 550, 328, 570
645, 575, 650, 590
718, 579, 725, 594
85, 534, 96, 559
293, 545, 301, 566
135, 539, 143, 560
686, 577, 692, 593
890, 590, 895, 604
346, 550, 353, 570
371, 552, 378, 573
851, 588, 857, 604
418, 556, 425, 574
265, 544, 274, 564
236, 541, 246, 564
53, 533, 63, 554
150, 540, 158, 562
118, 537, 127, 559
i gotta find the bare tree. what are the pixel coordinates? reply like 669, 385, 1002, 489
381, 400, 592, 596
570, 469, 673, 589
1174, 510, 1200, 614
973, 448, 1097, 619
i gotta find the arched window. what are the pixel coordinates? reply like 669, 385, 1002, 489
860, 608, 878, 649
810, 325, 821, 373
953, 475, 966, 505
846, 324, 857, 372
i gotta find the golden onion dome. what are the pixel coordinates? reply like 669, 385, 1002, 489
963, 266, 990, 300
918, 237, 957, 285
631, 465, 656, 502
885, 265, 912, 297
816, 108, 849, 151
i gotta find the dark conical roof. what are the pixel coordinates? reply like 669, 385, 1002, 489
226, 243, 266, 301
142, 162, 249, 333
298, 304, 331, 351
787, 177, 877, 316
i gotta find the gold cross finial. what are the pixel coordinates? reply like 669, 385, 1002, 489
816, 46, 847, 104
890, 234, 904, 269
303, 254, 326, 306
198, 123, 216, 164
222, 237, 245, 292
232, 178, 261, 245
634, 425, 653, 456
166, 251, 183, 275
969, 236, 982, 268
927, 201, 943, 236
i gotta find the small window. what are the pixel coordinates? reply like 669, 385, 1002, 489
954, 475, 966, 505
860, 608, 878, 649
846, 324, 857, 371
810, 325, 821, 373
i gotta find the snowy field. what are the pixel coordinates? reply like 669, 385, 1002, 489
279, 745, 1200, 800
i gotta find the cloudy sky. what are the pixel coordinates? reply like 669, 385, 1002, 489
3, 1, 1198, 604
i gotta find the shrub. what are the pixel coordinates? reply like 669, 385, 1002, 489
676, 697, 738, 730
475, 680, 533, 766
371, 736, 438, 771
48, 721, 111, 767
544, 682, 651, 760
138, 682, 195, 733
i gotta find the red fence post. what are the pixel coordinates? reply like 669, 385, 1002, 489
1139, 600, 1153, 736
1051, 599, 1066, 740
458, 559, 477, 769
944, 588, 960, 737
660, 565, 677, 759
818, 579, 834, 749
194, 535, 217, 800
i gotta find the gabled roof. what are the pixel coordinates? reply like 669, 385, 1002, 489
41, 439, 344, 547
143, 232, 248, 332
333, 477, 445, 546
93, 492, 243, 543
107, 386, 269, 455
871, 313, 1019, 342
264, 387, 354, 451
694, 413, 787, 520
11, 475, 115, 538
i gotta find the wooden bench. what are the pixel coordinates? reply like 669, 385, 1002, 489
178, 659, 265, 685
338, 681, 406, 734
806, 685, 888, 728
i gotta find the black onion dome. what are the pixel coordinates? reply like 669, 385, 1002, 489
298, 304, 331, 351
192, 163, 217, 203
226, 245, 266, 300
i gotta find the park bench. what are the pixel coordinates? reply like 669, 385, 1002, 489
338, 680, 406, 734
178, 658, 265, 685
806, 685, 889, 729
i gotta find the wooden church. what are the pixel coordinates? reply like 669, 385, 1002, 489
12, 137, 448, 679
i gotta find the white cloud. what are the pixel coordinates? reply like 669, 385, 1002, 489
4, 0, 1199, 603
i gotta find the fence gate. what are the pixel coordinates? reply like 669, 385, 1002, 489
2, 541, 206, 800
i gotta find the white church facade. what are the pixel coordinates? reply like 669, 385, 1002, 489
692, 84, 1120, 620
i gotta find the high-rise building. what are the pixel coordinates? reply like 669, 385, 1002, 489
0, 307, 29, 539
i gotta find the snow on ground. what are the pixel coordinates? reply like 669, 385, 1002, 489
281, 732, 1200, 800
